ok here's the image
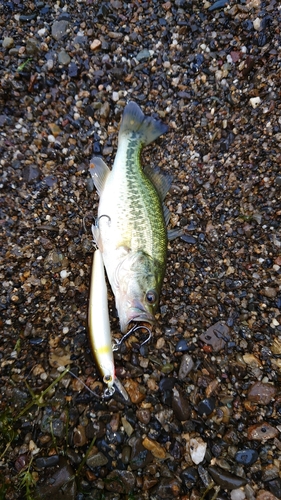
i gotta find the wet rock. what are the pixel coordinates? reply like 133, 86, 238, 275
35, 455, 60, 469
247, 382, 277, 405
199, 322, 231, 352
58, 50, 71, 66
208, 466, 248, 490
3, 37, 14, 49
22, 164, 41, 182
180, 467, 199, 490
256, 491, 279, 500
189, 437, 207, 465
172, 387, 191, 421
247, 422, 278, 441
154, 477, 182, 498
178, 353, 195, 379
197, 396, 215, 416
51, 20, 69, 41
124, 379, 146, 404
73, 424, 87, 447
129, 437, 153, 470
35, 457, 76, 500
142, 436, 166, 459
235, 449, 258, 466
86, 451, 108, 469
104, 470, 136, 493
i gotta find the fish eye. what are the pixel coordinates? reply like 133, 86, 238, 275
146, 290, 157, 304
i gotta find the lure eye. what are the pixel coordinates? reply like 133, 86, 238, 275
146, 290, 158, 304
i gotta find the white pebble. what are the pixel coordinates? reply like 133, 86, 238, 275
249, 97, 261, 108
60, 269, 70, 279
253, 17, 261, 31
112, 91, 119, 102
38, 28, 46, 37
189, 437, 207, 464
230, 488, 246, 500
48, 134, 56, 143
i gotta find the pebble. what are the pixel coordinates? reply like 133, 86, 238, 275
90, 39, 101, 51
3, 37, 14, 49
142, 436, 166, 459
208, 466, 248, 490
189, 437, 207, 465
249, 97, 261, 108
124, 379, 146, 404
199, 322, 231, 352
235, 449, 258, 466
178, 353, 195, 379
247, 382, 277, 405
256, 491, 279, 500
51, 20, 69, 41
172, 387, 191, 421
247, 422, 278, 441
104, 470, 136, 493
154, 477, 181, 498
231, 489, 246, 500
58, 50, 71, 66
86, 451, 108, 468
197, 397, 216, 416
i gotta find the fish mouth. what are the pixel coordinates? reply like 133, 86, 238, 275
120, 307, 155, 333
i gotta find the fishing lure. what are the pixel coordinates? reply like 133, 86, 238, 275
88, 248, 115, 396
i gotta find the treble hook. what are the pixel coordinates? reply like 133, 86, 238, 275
112, 324, 152, 352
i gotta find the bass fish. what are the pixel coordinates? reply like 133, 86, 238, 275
90, 102, 171, 333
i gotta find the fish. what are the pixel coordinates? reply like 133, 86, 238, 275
88, 248, 115, 392
89, 101, 171, 333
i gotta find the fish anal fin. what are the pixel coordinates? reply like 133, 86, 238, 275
89, 157, 110, 195
144, 165, 172, 201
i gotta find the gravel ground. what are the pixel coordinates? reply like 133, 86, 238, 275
1, 0, 281, 499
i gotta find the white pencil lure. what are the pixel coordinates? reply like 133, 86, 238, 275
88, 248, 115, 396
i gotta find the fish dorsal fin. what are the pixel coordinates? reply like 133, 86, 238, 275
119, 101, 168, 146
144, 165, 172, 201
89, 157, 110, 195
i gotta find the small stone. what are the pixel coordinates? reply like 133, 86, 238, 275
247, 422, 278, 441
124, 379, 145, 404
189, 437, 207, 465
58, 50, 71, 65
172, 387, 191, 421
178, 353, 195, 379
208, 466, 248, 490
260, 287, 277, 298
197, 397, 215, 416
235, 449, 258, 466
136, 49, 151, 61
90, 39, 101, 51
22, 165, 41, 183
142, 436, 166, 459
247, 382, 277, 405
51, 20, 69, 41
249, 97, 261, 108
154, 477, 181, 498
73, 424, 87, 447
256, 491, 279, 500
136, 408, 151, 424
86, 452, 108, 468
199, 322, 230, 352
253, 17, 261, 30
3, 37, 14, 49
48, 123, 62, 137
105, 470, 136, 493
231, 489, 246, 500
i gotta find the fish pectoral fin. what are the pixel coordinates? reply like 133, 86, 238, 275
143, 165, 172, 201
89, 157, 110, 195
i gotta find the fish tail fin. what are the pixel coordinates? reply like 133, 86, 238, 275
119, 101, 168, 146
